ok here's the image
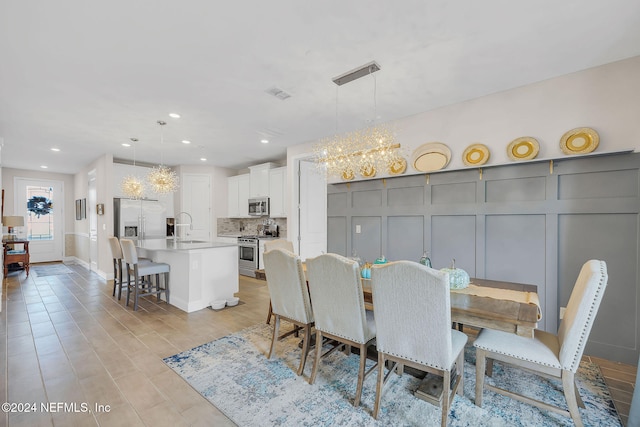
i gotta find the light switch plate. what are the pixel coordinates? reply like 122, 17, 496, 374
355, 225, 361, 233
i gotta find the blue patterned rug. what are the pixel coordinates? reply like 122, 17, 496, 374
163, 324, 621, 426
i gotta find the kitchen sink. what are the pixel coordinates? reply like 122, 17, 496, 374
177, 240, 208, 244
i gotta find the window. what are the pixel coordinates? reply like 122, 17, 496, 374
26, 186, 54, 240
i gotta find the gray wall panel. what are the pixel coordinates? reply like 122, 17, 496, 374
558, 213, 637, 353
387, 186, 424, 206
485, 176, 546, 202
352, 189, 382, 208
327, 192, 348, 215
431, 182, 476, 204
387, 216, 424, 262
558, 169, 638, 200
352, 216, 382, 263
431, 215, 476, 276
327, 217, 347, 256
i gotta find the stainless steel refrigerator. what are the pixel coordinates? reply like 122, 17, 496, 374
113, 198, 167, 240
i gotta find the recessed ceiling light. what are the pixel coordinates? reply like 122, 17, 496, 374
51, 148, 60, 152
260, 139, 269, 144
182, 140, 191, 144
40, 165, 48, 169
169, 113, 181, 118
200, 157, 207, 161
122, 143, 131, 147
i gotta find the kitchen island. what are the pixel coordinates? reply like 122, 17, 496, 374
135, 239, 238, 313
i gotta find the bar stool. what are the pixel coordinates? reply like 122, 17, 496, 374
120, 238, 170, 311
108, 236, 152, 300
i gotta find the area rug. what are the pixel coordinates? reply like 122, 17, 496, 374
31, 264, 74, 277
163, 324, 621, 426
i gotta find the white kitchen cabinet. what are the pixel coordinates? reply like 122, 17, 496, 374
268, 166, 287, 217
181, 173, 211, 241
249, 163, 275, 197
227, 174, 250, 217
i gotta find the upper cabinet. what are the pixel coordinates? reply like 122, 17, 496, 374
268, 167, 287, 218
227, 174, 250, 218
249, 163, 276, 197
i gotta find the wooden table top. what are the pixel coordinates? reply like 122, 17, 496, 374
362, 277, 539, 338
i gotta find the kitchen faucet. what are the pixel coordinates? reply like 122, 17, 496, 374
174, 211, 193, 242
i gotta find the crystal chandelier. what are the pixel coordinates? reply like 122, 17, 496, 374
121, 138, 146, 199
313, 61, 404, 180
147, 120, 179, 194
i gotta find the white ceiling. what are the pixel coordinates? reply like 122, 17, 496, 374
1, 0, 640, 174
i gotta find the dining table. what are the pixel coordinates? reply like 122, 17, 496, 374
361, 277, 540, 338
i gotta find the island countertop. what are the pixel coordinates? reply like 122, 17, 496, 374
135, 238, 238, 252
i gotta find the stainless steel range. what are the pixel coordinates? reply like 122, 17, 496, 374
238, 236, 259, 277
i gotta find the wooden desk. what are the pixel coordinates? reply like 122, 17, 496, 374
3, 239, 30, 277
362, 278, 539, 338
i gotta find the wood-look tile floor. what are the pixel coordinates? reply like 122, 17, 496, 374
1, 263, 636, 426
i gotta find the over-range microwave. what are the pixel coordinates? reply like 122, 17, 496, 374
248, 197, 270, 216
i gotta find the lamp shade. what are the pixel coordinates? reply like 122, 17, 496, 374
3, 216, 24, 227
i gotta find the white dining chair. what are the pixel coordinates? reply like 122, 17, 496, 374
263, 239, 295, 324
263, 248, 314, 376
120, 238, 170, 311
306, 253, 377, 407
474, 260, 608, 427
371, 261, 467, 425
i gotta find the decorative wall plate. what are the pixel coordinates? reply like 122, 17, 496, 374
360, 164, 376, 178
462, 143, 490, 166
341, 169, 355, 181
560, 127, 599, 155
507, 137, 539, 161
411, 142, 451, 172
388, 157, 407, 175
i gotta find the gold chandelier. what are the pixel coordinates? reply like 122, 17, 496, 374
148, 120, 179, 194
313, 61, 404, 180
121, 138, 146, 199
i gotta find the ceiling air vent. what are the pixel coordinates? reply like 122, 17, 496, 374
265, 86, 292, 100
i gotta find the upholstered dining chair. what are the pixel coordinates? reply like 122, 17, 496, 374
120, 238, 171, 311
263, 248, 314, 376
474, 260, 608, 427
263, 239, 295, 324
306, 253, 377, 407
370, 261, 467, 425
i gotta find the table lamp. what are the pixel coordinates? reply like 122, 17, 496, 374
3, 216, 24, 240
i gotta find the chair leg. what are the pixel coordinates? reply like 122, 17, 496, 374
373, 351, 385, 419
268, 315, 280, 359
164, 272, 170, 304
117, 261, 124, 300
475, 348, 486, 407
266, 301, 273, 324
297, 324, 311, 376
456, 348, 464, 396
133, 266, 140, 311
309, 330, 323, 385
112, 259, 118, 296
354, 343, 367, 407
441, 370, 451, 427
125, 268, 132, 307
562, 370, 584, 427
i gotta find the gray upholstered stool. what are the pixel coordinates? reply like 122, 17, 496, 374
120, 238, 170, 311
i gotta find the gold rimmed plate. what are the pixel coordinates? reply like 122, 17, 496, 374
560, 127, 599, 155
388, 157, 407, 175
411, 142, 451, 172
507, 137, 539, 161
341, 169, 355, 181
360, 164, 376, 178
462, 143, 490, 166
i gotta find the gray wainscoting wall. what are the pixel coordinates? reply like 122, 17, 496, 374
327, 152, 640, 364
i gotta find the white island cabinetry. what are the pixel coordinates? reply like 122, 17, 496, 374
135, 239, 238, 313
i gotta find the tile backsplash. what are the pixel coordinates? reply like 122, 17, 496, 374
217, 218, 287, 238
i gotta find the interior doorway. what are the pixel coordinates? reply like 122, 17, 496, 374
88, 170, 98, 272
296, 158, 327, 259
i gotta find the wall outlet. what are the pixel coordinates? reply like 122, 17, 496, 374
355, 225, 361, 233
559, 307, 566, 319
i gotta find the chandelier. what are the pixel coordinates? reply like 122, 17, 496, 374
313, 61, 404, 180
147, 120, 179, 194
121, 138, 146, 199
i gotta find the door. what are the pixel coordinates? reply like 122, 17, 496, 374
182, 173, 211, 240
14, 178, 64, 263
297, 159, 327, 259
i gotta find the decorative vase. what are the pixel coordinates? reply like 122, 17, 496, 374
440, 259, 470, 289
